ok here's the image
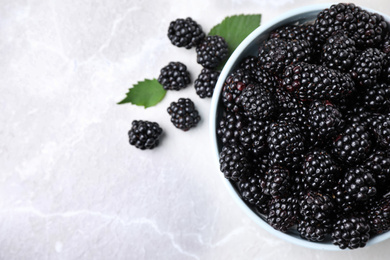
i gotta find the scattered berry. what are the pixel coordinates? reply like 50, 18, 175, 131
196, 35, 228, 68
194, 68, 220, 98
158, 62, 191, 91
167, 17, 205, 49
167, 98, 200, 131
128, 120, 163, 150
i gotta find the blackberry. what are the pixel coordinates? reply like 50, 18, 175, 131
368, 195, 390, 235
128, 120, 163, 150
238, 119, 270, 155
167, 98, 200, 131
239, 56, 278, 91
350, 48, 385, 88
158, 62, 191, 91
321, 31, 357, 72
307, 100, 345, 140
217, 111, 246, 145
196, 35, 228, 68
269, 24, 313, 42
370, 113, 390, 149
299, 191, 334, 222
267, 196, 299, 232
258, 38, 312, 75
261, 165, 291, 199
219, 144, 250, 181
360, 82, 390, 112
332, 215, 370, 249
297, 218, 331, 242
239, 83, 277, 120
334, 167, 377, 212
167, 17, 205, 49
282, 62, 355, 102
267, 119, 305, 170
238, 173, 270, 209
331, 122, 372, 165
364, 150, 390, 194
194, 68, 220, 98
302, 149, 339, 192
222, 68, 253, 112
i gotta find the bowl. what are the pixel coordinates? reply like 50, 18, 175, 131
209, 3, 390, 250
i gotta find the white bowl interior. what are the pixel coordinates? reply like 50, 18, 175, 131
209, 3, 390, 250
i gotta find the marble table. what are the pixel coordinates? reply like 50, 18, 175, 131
2, 0, 390, 259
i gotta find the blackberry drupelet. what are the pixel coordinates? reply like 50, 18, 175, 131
196, 35, 228, 68
128, 120, 163, 150
267, 196, 300, 232
297, 218, 331, 242
267, 119, 305, 170
167, 17, 205, 49
222, 68, 253, 112
261, 165, 292, 199
331, 122, 372, 165
368, 195, 390, 235
282, 62, 355, 102
158, 62, 191, 91
350, 48, 385, 88
307, 100, 345, 140
332, 215, 370, 249
239, 119, 271, 155
219, 144, 250, 181
217, 111, 246, 145
302, 149, 339, 192
258, 38, 312, 75
167, 98, 200, 131
321, 31, 357, 72
194, 68, 220, 98
370, 113, 390, 149
239, 83, 277, 121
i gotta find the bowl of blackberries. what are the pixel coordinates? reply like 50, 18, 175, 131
210, 3, 390, 250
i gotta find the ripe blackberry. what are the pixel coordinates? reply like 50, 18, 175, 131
307, 100, 345, 140
217, 111, 246, 145
194, 68, 220, 98
219, 144, 250, 181
299, 191, 334, 222
128, 120, 163, 150
239, 119, 270, 155
167, 17, 205, 49
370, 114, 390, 149
297, 218, 331, 242
239, 83, 277, 120
267, 196, 299, 232
267, 119, 305, 170
239, 56, 278, 90
334, 167, 377, 212
368, 195, 390, 235
360, 82, 390, 112
282, 62, 355, 102
261, 165, 291, 199
222, 68, 253, 112
238, 173, 271, 210
302, 149, 339, 192
321, 31, 357, 72
158, 62, 191, 91
196, 35, 228, 68
364, 150, 390, 194
350, 48, 385, 88
258, 38, 312, 75
269, 24, 313, 42
332, 215, 370, 249
167, 98, 200, 131
331, 122, 372, 165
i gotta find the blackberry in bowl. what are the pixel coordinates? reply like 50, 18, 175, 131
210, 3, 390, 250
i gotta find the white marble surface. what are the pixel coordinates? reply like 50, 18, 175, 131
2, 0, 390, 259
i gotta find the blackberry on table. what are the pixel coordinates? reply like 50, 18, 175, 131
261, 165, 292, 199
282, 62, 355, 102
194, 68, 220, 98
167, 17, 205, 49
332, 215, 370, 249
258, 38, 312, 75
222, 68, 253, 112
239, 83, 277, 121
219, 144, 250, 181
267, 196, 300, 232
196, 35, 228, 68
158, 61, 191, 91
167, 98, 200, 131
128, 120, 163, 150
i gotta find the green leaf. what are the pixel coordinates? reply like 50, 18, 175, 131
209, 14, 261, 69
117, 78, 166, 108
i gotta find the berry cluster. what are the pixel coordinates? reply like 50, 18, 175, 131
129, 17, 228, 149
217, 3, 390, 249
